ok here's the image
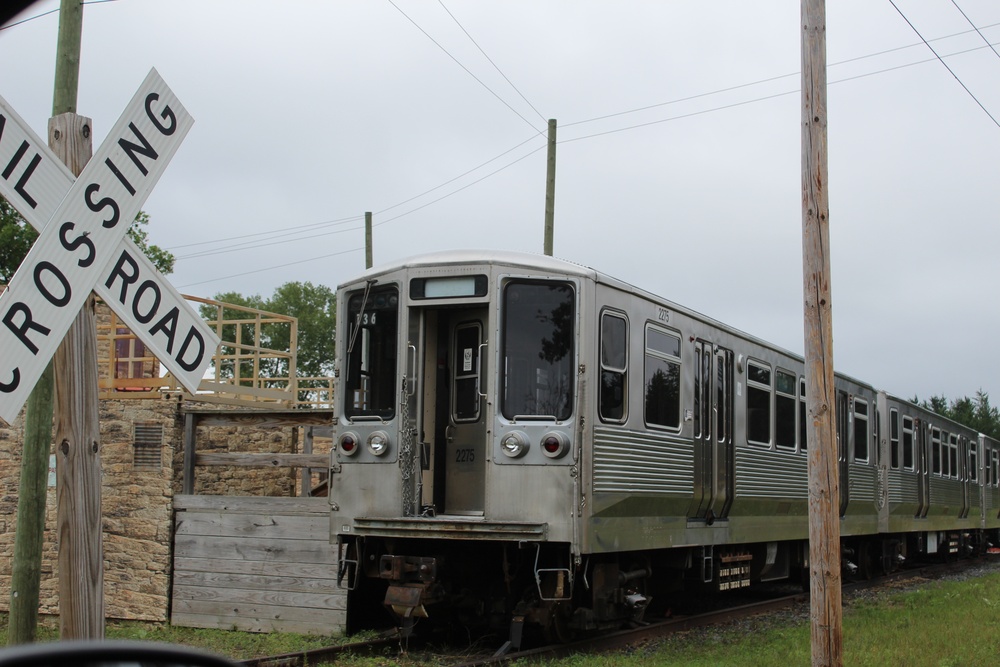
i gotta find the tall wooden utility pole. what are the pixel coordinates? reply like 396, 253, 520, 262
7, 0, 96, 645
50, 0, 105, 639
365, 211, 373, 269
801, 1, 842, 665
543, 119, 556, 256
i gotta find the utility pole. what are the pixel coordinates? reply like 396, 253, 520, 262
7, 0, 92, 645
543, 119, 556, 256
801, 1, 842, 665
365, 211, 373, 269
50, 0, 105, 640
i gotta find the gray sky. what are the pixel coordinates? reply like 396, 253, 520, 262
2, 0, 999, 404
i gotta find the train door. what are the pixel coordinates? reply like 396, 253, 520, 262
690, 341, 734, 522
442, 309, 488, 515
960, 436, 971, 519
836, 390, 850, 517
916, 421, 930, 518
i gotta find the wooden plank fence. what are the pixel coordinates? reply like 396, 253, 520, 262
172, 495, 344, 635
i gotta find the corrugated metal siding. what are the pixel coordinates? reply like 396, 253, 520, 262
593, 426, 692, 495
734, 447, 807, 499
887, 470, 919, 505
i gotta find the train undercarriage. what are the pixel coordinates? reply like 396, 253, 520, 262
339, 528, 998, 647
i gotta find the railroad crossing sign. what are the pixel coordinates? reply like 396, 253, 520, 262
0, 69, 220, 424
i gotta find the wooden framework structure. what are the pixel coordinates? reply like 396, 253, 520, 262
95, 294, 334, 408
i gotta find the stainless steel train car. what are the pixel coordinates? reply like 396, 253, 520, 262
328, 250, 1000, 639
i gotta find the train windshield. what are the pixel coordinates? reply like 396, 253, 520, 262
344, 284, 399, 420
501, 280, 575, 421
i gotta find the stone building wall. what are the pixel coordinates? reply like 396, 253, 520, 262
0, 395, 182, 621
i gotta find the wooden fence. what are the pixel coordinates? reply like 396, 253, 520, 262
171, 495, 344, 635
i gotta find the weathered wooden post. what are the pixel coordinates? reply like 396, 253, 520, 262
801, 0, 843, 665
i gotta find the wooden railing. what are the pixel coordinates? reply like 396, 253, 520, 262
96, 294, 334, 409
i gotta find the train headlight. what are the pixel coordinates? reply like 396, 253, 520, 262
541, 432, 570, 459
367, 430, 391, 456
338, 431, 361, 457
500, 431, 530, 458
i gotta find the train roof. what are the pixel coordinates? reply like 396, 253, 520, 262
340, 249, 598, 284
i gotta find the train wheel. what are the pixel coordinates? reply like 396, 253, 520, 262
857, 541, 877, 580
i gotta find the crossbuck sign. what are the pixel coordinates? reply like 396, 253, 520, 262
0, 69, 220, 424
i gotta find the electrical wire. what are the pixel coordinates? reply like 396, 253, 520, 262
167, 215, 362, 252
386, 0, 542, 132
0, 0, 118, 31
888, 0, 1000, 129
177, 246, 364, 289
950, 1, 1000, 62
437, 0, 547, 124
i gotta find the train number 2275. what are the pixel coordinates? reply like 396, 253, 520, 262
455, 448, 476, 463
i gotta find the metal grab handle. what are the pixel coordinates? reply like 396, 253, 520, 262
477, 341, 488, 399
406, 343, 417, 396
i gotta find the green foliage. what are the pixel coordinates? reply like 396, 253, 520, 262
0, 197, 174, 281
126, 210, 175, 275
268, 281, 337, 378
0, 197, 38, 284
913, 390, 1000, 439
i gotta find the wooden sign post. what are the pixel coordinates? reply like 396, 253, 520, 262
0, 70, 214, 638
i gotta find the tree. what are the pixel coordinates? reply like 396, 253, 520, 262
913, 391, 1000, 440
1, 197, 174, 282
0, 197, 38, 284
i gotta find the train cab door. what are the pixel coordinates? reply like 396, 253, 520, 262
441, 310, 488, 515
690, 340, 734, 522
836, 390, 850, 517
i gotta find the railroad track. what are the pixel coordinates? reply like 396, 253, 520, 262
241, 554, 999, 667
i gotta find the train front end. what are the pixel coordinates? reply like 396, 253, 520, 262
329, 252, 586, 635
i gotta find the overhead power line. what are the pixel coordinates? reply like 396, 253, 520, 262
386, 0, 542, 132
950, 0, 1000, 63
889, 0, 1000, 129
437, 0, 547, 124
0, 0, 118, 31
177, 246, 365, 289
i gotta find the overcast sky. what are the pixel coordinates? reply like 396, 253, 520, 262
2, 0, 999, 404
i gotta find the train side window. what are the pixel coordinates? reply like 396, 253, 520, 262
889, 408, 900, 470
902, 416, 914, 470
775, 369, 796, 450
599, 311, 628, 423
746, 361, 771, 446
644, 325, 681, 430
799, 378, 807, 452
932, 428, 942, 475
853, 397, 869, 463
993, 449, 999, 487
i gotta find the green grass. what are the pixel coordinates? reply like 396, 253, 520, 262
0, 616, 354, 661
2, 570, 998, 665
540, 571, 1000, 667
